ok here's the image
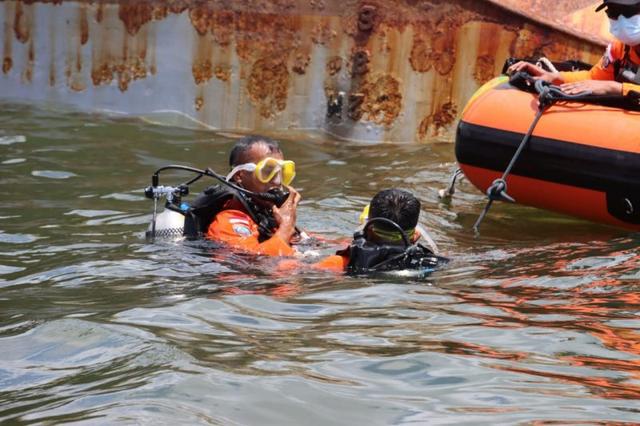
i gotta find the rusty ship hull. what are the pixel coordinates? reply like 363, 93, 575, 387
0, 0, 609, 143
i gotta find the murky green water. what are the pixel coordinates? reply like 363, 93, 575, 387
1, 102, 639, 425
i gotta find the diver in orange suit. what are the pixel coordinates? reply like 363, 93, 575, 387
280, 189, 445, 274
508, 0, 640, 97
193, 135, 301, 256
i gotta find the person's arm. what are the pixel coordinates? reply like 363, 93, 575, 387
559, 43, 626, 96
312, 254, 349, 272
207, 210, 295, 256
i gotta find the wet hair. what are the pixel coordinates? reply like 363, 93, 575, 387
229, 135, 282, 167
369, 189, 421, 231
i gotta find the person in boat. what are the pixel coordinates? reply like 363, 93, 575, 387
186, 135, 301, 256
310, 188, 445, 274
508, 0, 640, 98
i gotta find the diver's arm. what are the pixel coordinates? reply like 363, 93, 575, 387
312, 254, 349, 272
207, 210, 295, 256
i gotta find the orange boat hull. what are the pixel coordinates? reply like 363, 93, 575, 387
456, 77, 640, 230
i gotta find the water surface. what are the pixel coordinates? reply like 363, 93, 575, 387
1, 103, 639, 424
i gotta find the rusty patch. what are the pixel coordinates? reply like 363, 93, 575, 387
310, 0, 326, 11
410, 24, 458, 75
167, 0, 189, 14
14, 1, 30, 44
3, 57, 12, 74
195, 95, 204, 111
357, 4, 377, 33
357, 74, 402, 127
247, 56, 289, 118
214, 65, 230, 81
189, 3, 212, 36
91, 58, 148, 92
311, 22, 334, 45
91, 63, 113, 86
347, 92, 364, 121
292, 53, 310, 75
235, 13, 299, 61
327, 56, 342, 76
418, 102, 457, 139
474, 55, 496, 85
192, 59, 213, 85
211, 10, 234, 46
96, 1, 104, 23
69, 77, 86, 92
119, 2, 154, 36
409, 34, 432, 73
351, 49, 370, 76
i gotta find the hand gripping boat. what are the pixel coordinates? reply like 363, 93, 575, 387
455, 71, 640, 231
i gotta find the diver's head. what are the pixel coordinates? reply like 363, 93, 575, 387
226, 135, 295, 206
367, 189, 420, 245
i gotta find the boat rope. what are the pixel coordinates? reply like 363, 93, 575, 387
472, 74, 594, 233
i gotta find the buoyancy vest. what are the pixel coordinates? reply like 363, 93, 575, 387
183, 185, 278, 242
337, 230, 446, 275
614, 45, 640, 84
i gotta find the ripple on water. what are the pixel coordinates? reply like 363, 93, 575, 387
0, 231, 39, 244
31, 170, 77, 179
1, 158, 26, 165
101, 192, 146, 202
64, 210, 125, 218
0, 265, 25, 275
0, 135, 26, 145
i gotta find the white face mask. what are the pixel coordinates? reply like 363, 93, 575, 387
609, 15, 640, 46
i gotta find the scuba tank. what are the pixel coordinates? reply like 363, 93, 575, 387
144, 165, 291, 242
144, 183, 189, 240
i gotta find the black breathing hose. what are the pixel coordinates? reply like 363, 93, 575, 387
150, 164, 287, 206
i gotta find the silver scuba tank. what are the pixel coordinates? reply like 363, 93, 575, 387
146, 208, 185, 240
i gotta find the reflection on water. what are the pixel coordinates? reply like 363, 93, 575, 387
0, 103, 639, 424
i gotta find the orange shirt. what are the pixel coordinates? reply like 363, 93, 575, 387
206, 201, 294, 257
560, 40, 640, 96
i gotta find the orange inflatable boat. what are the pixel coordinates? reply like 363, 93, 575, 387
456, 75, 640, 230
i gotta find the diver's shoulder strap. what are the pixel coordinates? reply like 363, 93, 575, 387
183, 185, 237, 239
183, 184, 277, 241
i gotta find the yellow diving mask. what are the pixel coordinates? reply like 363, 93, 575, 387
358, 204, 415, 242
358, 203, 440, 253
226, 157, 296, 186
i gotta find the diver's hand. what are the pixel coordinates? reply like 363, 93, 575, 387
560, 80, 622, 96
507, 61, 562, 84
272, 186, 301, 242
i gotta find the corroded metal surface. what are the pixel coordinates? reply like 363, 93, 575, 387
0, 0, 609, 143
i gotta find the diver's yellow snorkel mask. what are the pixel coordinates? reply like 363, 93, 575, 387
226, 157, 296, 186
359, 204, 415, 242
358, 203, 440, 253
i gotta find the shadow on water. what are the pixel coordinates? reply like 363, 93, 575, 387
1, 103, 640, 424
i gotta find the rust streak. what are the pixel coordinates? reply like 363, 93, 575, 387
96, 0, 104, 23
3, 1, 14, 74
23, 38, 34, 82
14, 1, 30, 44
119, 2, 153, 36
80, 5, 89, 45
